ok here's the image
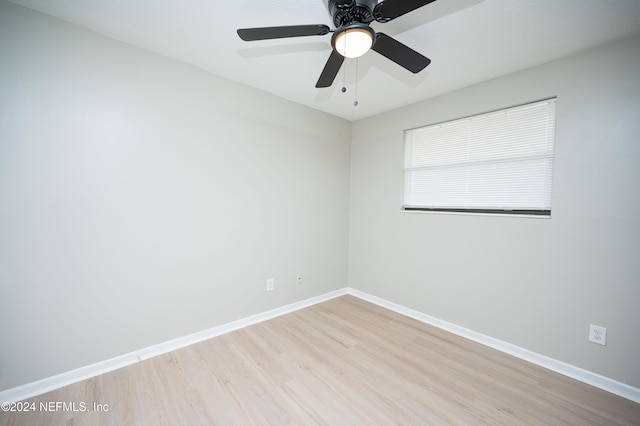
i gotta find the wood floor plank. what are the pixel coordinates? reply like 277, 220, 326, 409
2, 295, 639, 425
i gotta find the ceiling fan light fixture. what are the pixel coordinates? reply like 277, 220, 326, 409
332, 24, 375, 58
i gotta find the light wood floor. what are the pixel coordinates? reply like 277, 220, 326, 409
2, 295, 639, 425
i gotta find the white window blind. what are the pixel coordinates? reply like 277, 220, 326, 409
403, 98, 556, 216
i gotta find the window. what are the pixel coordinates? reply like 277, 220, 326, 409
403, 98, 556, 216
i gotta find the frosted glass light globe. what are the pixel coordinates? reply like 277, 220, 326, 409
334, 27, 374, 58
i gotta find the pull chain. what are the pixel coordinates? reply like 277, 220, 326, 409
339, 56, 359, 107
341, 33, 347, 93
354, 58, 359, 107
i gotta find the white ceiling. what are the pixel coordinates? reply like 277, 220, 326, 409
9, 0, 640, 121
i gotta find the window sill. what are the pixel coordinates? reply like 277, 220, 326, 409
401, 207, 551, 219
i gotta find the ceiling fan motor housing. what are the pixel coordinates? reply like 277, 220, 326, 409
329, 0, 377, 26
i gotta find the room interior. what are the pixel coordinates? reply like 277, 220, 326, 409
1, 0, 639, 416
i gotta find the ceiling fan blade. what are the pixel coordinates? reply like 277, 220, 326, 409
371, 33, 431, 73
374, 0, 437, 22
237, 24, 330, 41
316, 50, 345, 88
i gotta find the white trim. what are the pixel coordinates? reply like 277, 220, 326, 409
0, 288, 348, 403
345, 287, 640, 404
2, 286, 638, 405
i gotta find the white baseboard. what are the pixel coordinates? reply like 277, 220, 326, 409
345, 287, 640, 404
2, 286, 638, 405
0, 288, 348, 403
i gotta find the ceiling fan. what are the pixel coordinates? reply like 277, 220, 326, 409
237, 0, 435, 88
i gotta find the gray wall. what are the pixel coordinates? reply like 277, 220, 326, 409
0, 2, 351, 391
349, 35, 640, 388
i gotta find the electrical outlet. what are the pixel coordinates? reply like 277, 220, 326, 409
589, 324, 606, 345
296, 274, 303, 284
266, 279, 274, 292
